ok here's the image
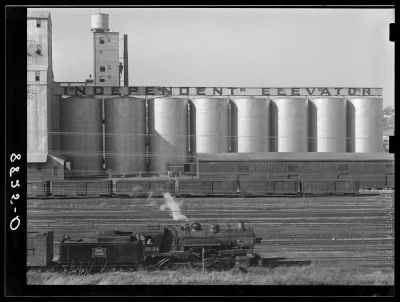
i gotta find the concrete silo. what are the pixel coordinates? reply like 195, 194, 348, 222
104, 97, 146, 176
231, 98, 269, 152
347, 97, 383, 153
59, 97, 103, 177
148, 97, 188, 175
270, 97, 308, 152
308, 98, 346, 152
190, 98, 229, 153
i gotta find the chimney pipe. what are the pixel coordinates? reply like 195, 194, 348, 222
123, 34, 128, 86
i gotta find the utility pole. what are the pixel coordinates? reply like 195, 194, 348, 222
202, 247, 205, 272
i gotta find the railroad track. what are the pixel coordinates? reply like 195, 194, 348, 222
28, 194, 394, 270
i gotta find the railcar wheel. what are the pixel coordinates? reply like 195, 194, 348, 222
187, 255, 202, 269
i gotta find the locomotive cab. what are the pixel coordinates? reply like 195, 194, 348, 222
141, 234, 161, 256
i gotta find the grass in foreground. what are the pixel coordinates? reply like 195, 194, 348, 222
27, 264, 394, 285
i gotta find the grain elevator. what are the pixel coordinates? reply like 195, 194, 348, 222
27, 11, 387, 181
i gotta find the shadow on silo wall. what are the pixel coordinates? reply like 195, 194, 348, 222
189, 101, 196, 154
104, 97, 147, 177
346, 101, 355, 152
230, 101, 238, 153
269, 101, 278, 152
60, 97, 105, 178
148, 129, 183, 175
308, 100, 317, 152
147, 99, 188, 176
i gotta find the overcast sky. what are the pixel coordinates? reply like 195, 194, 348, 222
28, 7, 394, 107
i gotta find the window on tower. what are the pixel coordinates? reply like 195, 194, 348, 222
99, 49, 103, 54
108, 65, 112, 69
36, 20, 41, 27
108, 75, 112, 79
100, 76, 105, 83
100, 37, 105, 44
35, 71, 40, 81
100, 66, 105, 72
36, 44, 41, 55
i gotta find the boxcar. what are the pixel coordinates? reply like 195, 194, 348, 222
239, 180, 274, 196
175, 180, 237, 197
301, 179, 359, 196
196, 153, 394, 190
27, 231, 54, 267
239, 180, 300, 196
115, 180, 175, 197
27, 181, 50, 198
386, 174, 395, 189
51, 180, 112, 197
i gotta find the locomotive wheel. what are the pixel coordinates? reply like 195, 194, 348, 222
187, 255, 202, 269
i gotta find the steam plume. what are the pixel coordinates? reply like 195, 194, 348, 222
160, 193, 189, 221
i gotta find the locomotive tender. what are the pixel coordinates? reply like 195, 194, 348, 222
28, 222, 262, 269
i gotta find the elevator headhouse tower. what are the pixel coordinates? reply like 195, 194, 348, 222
91, 13, 119, 86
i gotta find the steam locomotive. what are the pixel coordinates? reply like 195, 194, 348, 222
27, 221, 263, 270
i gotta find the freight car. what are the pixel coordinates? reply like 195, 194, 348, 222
301, 179, 359, 196
27, 231, 54, 267
51, 180, 113, 197
239, 180, 300, 197
196, 152, 395, 190
175, 179, 302, 197
175, 180, 237, 198
27, 221, 262, 270
114, 179, 175, 197
28, 177, 390, 199
27, 181, 50, 198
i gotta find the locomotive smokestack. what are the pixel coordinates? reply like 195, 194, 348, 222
238, 221, 245, 230
123, 34, 128, 86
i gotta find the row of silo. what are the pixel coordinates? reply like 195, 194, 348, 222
190, 98, 230, 153
148, 98, 188, 174
104, 97, 146, 175
58, 96, 188, 177
58, 96, 383, 177
189, 97, 383, 154
59, 97, 104, 177
346, 98, 383, 153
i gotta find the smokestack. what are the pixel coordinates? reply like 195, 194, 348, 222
123, 34, 129, 86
